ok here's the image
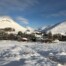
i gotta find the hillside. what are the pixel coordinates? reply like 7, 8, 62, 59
0, 16, 26, 33
42, 21, 66, 35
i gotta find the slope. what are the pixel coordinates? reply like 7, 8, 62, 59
42, 21, 66, 35
0, 16, 26, 33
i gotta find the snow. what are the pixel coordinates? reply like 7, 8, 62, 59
0, 41, 66, 66
49, 53, 54, 57
56, 52, 66, 55
0, 16, 26, 33
48, 21, 66, 35
57, 63, 66, 66
53, 39, 59, 43
0, 16, 35, 34
42, 21, 66, 35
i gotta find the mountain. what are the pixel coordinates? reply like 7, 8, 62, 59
41, 25, 52, 31
41, 26, 48, 30
0, 16, 27, 33
42, 21, 66, 35
25, 26, 34, 34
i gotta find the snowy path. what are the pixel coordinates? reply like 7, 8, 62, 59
0, 41, 66, 66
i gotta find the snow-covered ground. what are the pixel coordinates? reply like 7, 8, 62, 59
0, 41, 66, 66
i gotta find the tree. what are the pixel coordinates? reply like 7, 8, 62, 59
47, 32, 53, 39
0, 31, 9, 40
53, 34, 62, 40
29, 33, 36, 42
17, 31, 23, 36
8, 33, 17, 40
4, 27, 15, 32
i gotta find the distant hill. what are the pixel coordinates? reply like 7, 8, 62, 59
0, 16, 27, 33
41, 21, 66, 35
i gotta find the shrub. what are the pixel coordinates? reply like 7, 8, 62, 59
17, 31, 23, 36
8, 33, 17, 40
53, 34, 62, 40
4, 27, 15, 32
29, 34, 36, 42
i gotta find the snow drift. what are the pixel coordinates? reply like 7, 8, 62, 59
0, 41, 66, 66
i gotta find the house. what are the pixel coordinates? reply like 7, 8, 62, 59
34, 31, 43, 41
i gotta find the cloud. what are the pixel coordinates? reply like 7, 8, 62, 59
16, 17, 29, 24
0, 0, 39, 15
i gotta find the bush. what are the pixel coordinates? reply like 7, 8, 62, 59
8, 33, 17, 40
17, 31, 23, 36
60, 35, 66, 41
0, 31, 8, 40
29, 34, 36, 42
53, 34, 62, 40
4, 27, 15, 32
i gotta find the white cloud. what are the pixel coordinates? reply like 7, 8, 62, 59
16, 17, 29, 24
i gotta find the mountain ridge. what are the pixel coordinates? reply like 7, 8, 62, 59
41, 21, 66, 35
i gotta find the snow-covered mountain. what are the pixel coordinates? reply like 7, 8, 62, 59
25, 26, 34, 34
41, 25, 52, 31
0, 16, 27, 33
42, 21, 66, 35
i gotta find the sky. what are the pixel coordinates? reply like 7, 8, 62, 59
0, 0, 66, 29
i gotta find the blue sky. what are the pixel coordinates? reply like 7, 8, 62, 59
0, 0, 66, 29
